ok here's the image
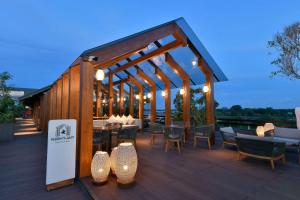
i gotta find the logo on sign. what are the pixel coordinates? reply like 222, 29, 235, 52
51, 124, 74, 143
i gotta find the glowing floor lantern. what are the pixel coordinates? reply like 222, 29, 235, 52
256, 126, 265, 137
91, 151, 110, 184
110, 147, 118, 175
115, 143, 138, 186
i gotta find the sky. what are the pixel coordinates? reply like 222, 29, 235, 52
1, 0, 300, 109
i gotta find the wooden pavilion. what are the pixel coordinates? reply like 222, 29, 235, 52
20, 18, 227, 178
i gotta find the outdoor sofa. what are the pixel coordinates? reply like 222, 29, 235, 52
236, 134, 286, 170
93, 114, 142, 129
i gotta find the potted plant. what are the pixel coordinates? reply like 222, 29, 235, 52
0, 72, 23, 142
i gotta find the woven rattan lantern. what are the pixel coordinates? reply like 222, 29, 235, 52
264, 123, 275, 133
91, 151, 110, 184
256, 126, 265, 137
115, 143, 138, 186
110, 147, 118, 175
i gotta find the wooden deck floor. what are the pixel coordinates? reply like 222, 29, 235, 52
82, 132, 300, 200
0, 119, 90, 200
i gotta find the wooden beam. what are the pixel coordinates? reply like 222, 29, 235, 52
119, 82, 124, 115
155, 68, 171, 126
112, 78, 129, 86
165, 53, 190, 137
69, 65, 80, 175
129, 86, 134, 116
136, 68, 156, 122
83, 23, 180, 68
108, 72, 113, 116
62, 73, 70, 119
95, 81, 102, 117
79, 60, 94, 177
110, 40, 184, 74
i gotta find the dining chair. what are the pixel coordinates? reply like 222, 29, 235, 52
93, 128, 112, 152
117, 126, 138, 146
148, 122, 164, 145
164, 127, 184, 154
193, 124, 214, 150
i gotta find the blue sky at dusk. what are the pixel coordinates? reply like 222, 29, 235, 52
1, 0, 300, 109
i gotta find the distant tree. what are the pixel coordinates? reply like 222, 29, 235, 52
230, 105, 242, 116
0, 71, 12, 97
268, 22, 300, 79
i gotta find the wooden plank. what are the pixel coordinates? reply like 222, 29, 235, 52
52, 84, 57, 119
78, 60, 94, 177
69, 65, 81, 176
119, 82, 124, 115
62, 73, 70, 119
165, 53, 190, 136
155, 68, 171, 126
136, 69, 156, 122
110, 40, 184, 74
56, 79, 63, 119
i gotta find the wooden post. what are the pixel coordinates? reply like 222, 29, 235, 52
119, 82, 124, 115
78, 60, 94, 177
165, 53, 190, 137
198, 58, 215, 144
95, 81, 102, 117
108, 72, 113, 116
129, 86, 134, 116
56, 79, 63, 119
62, 73, 70, 119
69, 65, 81, 175
155, 68, 171, 126
136, 69, 156, 122
128, 76, 144, 129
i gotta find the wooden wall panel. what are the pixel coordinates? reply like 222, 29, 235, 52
69, 65, 81, 176
52, 84, 57, 119
56, 79, 62, 119
79, 61, 94, 177
62, 73, 70, 119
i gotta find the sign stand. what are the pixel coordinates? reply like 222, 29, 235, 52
46, 119, 77, 191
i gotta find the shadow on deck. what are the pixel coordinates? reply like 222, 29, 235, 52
0, 119, 90, 200
82, 133, 300, 200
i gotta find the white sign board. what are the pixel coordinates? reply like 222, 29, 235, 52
296, 107, 300, 129
46, 119, 77, 186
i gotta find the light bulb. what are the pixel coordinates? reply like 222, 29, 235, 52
147, 93, 152, 98
143, 95, 147, 100
202, 85, 209, 93
95, 69, 105, 81
135, 95, 139, 100
161, 91, 166, 97
180, 88, 185, 95
123, 165, 128, 171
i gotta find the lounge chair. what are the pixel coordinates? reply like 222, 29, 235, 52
220, 127, 237, 148
117, 126, 138, 146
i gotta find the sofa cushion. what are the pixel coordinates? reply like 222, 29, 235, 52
107, 115, 116, 124
296, 107, 300, 129
274, 127, 300, 140
121, 115, 128, 125
220, 127, 235, 135
127, 115, 135, 125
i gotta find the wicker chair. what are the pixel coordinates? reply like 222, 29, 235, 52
193, 124, 214, 150
164, 127, 184, 154
148, 122, 164, 145
93, 129, 111, 152
117, 126, 138, 146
